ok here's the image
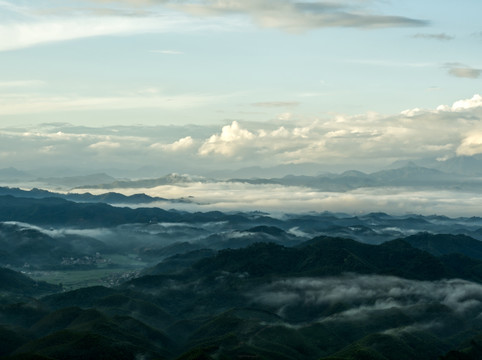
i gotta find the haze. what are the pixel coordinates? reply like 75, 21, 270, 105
1, 0, 482, 216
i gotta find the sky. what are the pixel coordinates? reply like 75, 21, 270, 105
0, 0, 481, 175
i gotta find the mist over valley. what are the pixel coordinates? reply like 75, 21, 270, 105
1, 0, 482, 358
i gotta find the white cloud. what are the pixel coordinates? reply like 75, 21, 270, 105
456, 132, 482, 156
0, 17, 157, 52
277, 112, 293, 121
194, 94, 482, 163
270, 126, 291, 138
73, 181, 482, 217
88, 140, 121, 149
0, 0, 427, 53
0, 2, 235, 52
152, 136, 194, 151
0, 80, 45, 88
198, 121, 255, 156
2, 94, 482, 193
450, 94, 482, 111
0, 92, 220, 115
39, 145, 55, 153
400, 107, 422, 117
249, 275, 482, 319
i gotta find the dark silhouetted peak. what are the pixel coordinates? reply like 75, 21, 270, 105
244, 226, 286, 236
402, 232, 482, 260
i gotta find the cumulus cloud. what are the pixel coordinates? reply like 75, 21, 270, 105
3, 94, 482, 195
450, 93, 482, 110
193, 94, 482, 164
198, 121, 255, 157
151, 136, 194, 151
197, 121, 322, 159
456, 132, 482, 156
4, 93, 482, 178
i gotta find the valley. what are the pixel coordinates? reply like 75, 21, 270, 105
1, 192, 482, 359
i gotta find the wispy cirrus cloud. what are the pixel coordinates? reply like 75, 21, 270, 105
0, 0, 238, 52
0, 0, 428, 53
412, 32, 454, 41
0, 15, 192, 52
346, 59, 434, 68
0, 91, 221, 115
0, 80, 45, 88
167, 0, 428, 32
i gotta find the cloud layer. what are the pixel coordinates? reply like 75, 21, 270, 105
2, 94, 482, 178
249, 275, 482, 322
76, 183, 482, 217
192, 94, 482, 166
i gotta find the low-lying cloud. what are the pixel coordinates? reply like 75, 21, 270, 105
249, 275, 482, 319
76, 182, 482, 217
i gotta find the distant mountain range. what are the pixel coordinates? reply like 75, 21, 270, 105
0, 168, 118, 188
76, 173, 209, 190
429, 155, 482, 176
35, 173, 117, 187
0, 167, 32, 181
3, 154, 482, 191
63, 163, 482, 193
0, 186, 189, 205
228, 163, 475, 191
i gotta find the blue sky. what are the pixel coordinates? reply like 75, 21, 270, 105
0, 0, 481, 174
